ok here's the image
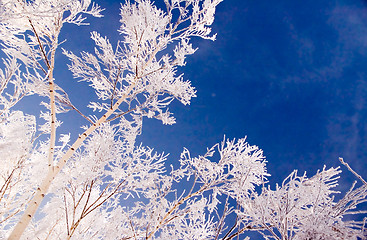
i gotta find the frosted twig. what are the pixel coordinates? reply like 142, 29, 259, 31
339, 158, 367, 185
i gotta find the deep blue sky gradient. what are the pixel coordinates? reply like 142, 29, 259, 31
131, 0, 367, 188
15, 0, 367, 208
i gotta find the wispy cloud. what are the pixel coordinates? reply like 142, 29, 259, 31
321, 4, 367, 170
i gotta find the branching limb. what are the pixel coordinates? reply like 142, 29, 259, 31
146, 183, 209, 239
214, 195, 230, 240
8, 82, 136, 240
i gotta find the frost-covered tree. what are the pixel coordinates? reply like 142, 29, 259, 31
0, 0, 366, 239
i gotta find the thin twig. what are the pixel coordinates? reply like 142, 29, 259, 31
28, 19, 51, 69
64, 193, 70, 236
339, 158, 367, 185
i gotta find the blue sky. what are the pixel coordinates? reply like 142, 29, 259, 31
15, 0, 367, 198
48, 0, 367, 190
134, 0, 367, 187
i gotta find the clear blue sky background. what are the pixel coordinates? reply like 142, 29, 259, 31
17, 0, 367, 198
